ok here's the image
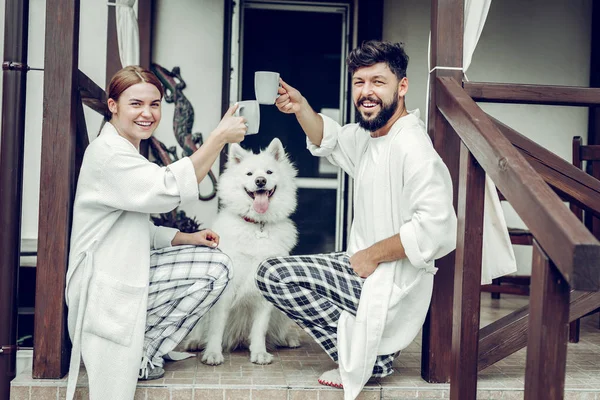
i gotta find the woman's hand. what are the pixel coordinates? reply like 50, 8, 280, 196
212, 103, 247, 144
275, 79, 306, 115
172, 229, 220, 248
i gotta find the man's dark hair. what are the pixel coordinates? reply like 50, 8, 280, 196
346, 40, 409, 80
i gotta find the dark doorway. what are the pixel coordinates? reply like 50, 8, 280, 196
239, 1, 349, 254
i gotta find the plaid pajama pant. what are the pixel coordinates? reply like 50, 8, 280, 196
256, 252, 395, 377
144, 245, 231, 367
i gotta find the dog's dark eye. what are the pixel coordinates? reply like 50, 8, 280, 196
266, 170, 273, 175
246, 172, 253, 176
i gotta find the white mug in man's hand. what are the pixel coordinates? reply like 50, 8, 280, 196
254, 71, 280, 105
235, 100, 260, 135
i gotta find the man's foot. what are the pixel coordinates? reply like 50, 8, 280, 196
318, 369, 343, 389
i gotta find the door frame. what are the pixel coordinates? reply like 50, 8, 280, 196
220, 0, 384, 250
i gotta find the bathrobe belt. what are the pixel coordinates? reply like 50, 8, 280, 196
65, 249, 94, 400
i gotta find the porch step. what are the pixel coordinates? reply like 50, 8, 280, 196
11, 314, 600, 400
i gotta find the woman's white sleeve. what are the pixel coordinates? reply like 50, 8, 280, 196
148, 221, 179, 250
98, 150, 198, 214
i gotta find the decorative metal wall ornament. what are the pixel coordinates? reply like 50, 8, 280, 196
150, 63, 218, 201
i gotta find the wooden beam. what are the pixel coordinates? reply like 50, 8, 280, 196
437, 77, 600, 291
421, 0, 464, 384
464, 81, 600, 107
478, 290, 600, 371
524, 241, 570, 400
450, 142, 484, 400
34, 0, 80, 379
492, 117, 600, 220
78, 69, 107, 117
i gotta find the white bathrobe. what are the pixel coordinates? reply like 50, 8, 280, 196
64, 122, 198, 400
308, 110, 515, 399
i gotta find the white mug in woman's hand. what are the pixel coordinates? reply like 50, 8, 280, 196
235, 100, 260, 135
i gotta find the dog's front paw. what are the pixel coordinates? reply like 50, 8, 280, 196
250, 351, 273, 365
201, 351, 225, 365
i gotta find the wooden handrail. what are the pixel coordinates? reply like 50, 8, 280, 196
463, 81, 600, 107
492, 117, 600, 219
77, 69, 107, 116
478, 290, 600, 371
437, 76, 600, 291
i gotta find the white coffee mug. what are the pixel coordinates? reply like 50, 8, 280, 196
254, 71, 280, 105
235, 100, 260, 135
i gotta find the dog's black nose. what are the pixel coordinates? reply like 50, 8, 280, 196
255, 176, 267, 188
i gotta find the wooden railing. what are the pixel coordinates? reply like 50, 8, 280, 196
436, 76, 600, 400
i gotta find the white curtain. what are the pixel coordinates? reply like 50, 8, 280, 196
463, 0, 517, 284
115, 0, 140, 67
427, 0, 517, 283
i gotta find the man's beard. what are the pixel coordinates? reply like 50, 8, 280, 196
355, 92, 400, 132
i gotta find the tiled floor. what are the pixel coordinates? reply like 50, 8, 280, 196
10, 294, 600, 399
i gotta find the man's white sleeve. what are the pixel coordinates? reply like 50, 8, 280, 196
399, 155, 457, 271
306, 114, 360, 178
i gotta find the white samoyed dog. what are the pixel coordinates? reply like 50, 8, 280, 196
179, 138, 301, 365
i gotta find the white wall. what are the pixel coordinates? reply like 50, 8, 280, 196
153, 0, 225, 228
383, 0, 593, 274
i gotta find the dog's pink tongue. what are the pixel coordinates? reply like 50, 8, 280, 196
253, 192, 269, 214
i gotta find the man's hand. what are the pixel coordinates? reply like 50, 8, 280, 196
349, 248, 379, 278
172, 229, 220, 248
275, 79, 305, 114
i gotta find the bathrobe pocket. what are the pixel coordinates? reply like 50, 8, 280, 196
83, 272, 146, 347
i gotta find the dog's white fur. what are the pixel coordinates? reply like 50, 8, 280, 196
179, 138, 300, 365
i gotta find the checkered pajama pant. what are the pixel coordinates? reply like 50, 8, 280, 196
144, 245, 231, 367
256, 252, 395, 377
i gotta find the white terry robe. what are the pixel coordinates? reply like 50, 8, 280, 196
308, 110, 457, 399
65, 122, 198, 400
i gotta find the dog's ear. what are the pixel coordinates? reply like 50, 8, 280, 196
228, 143, 249, 165
266, 138, 286, 162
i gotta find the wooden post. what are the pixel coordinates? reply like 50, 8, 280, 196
138, 0, 154, 70
33, 0, 80, 379
524, 241, 570, 400
137, 0, 154, 157
219, 0, 234, 173
450, 142, 485, 400
422, 0, 464, 383
588, 2, 600, 240
0, 0, 29, 397
106, 1, 121, 88
569, 137, 583, 343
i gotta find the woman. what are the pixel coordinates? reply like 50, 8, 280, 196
64, 66, 247, 400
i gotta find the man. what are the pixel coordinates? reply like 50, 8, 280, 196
255, 41, 457, 399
